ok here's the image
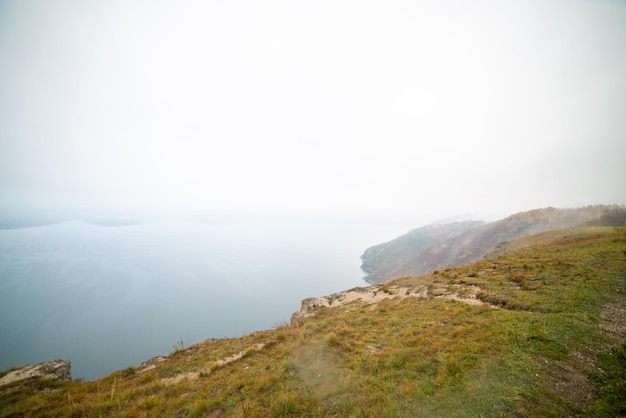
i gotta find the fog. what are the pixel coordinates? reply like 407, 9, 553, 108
1, 0, 625, 381
1, 0, 625, 221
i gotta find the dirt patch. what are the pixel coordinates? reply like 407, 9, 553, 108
599, 282, 626, 347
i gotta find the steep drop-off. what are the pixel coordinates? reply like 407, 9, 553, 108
361, 206, 612, 283
360, 220, 483, 283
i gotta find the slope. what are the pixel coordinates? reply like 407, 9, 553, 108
362, 205, 612, 283
1, 227, 625, 417
360, 220, 483, 283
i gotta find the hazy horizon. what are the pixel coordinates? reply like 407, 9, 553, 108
2, 0, 626, 223
3, 0, 625, 382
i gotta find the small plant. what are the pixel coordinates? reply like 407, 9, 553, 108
121, 367, 135, 377
171, 339, 188, 354
273, 319, 291, 329
326, 332, 340, 348
422, 380, 436, 396
445, 357, 462, 377
281, 360, 297, 375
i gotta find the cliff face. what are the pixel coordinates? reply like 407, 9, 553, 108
361, 206, 610, 283
360, 221, 483, 283
0, 359, 71, 387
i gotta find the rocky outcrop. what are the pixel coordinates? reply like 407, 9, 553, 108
291, 282, 486, 323
0, 359, 71, 387
297, 285, 424, 314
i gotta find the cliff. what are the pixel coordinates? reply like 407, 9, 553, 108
360, 220, 483, 283
361, 205, 615, 283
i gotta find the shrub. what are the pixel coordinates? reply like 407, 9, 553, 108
326, 332, 340, 348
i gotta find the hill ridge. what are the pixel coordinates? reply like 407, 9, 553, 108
362, 205, 625, 283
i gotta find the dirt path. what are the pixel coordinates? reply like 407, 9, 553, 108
158, 343, 268, 385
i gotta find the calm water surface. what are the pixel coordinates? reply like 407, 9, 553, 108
0, 217, 417, 379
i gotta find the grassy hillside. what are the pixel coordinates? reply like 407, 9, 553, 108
362, 206, 614, 283
2, 227, 625, 417
360, 221, 483, 283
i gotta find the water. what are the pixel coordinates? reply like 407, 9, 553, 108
0, 216, 417, 380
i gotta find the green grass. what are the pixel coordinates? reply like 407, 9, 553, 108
1, 227, 624, 417
587, 343, 626, 417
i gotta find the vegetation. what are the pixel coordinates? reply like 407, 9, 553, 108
362, 205, 614, 283
586, 204, 626, 227
360, 221, 482, 283
1, 227, 625, 417
587, 343, 626, 416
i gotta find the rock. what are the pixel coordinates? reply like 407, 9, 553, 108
291, 285, 426, 323
138, 356, 167, 373
291, 281, 484, 323
0, 359, 71, 387
140, 356, 167, 368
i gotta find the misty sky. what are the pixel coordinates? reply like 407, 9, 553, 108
1, 0, 625, 220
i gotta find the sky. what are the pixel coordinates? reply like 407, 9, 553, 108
1, 0, 625, 222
